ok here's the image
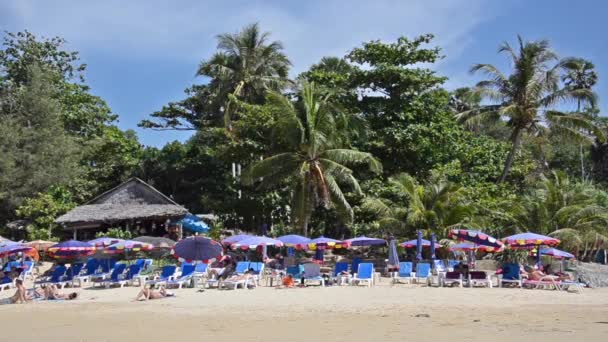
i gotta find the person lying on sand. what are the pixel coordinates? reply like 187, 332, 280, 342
0, 279, 27, 305
43, 284, 78, 300
134, 286, 174, 301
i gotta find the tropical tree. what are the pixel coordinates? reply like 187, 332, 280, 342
499, 171, 608, 260
561, 57, 599, 179
363, 172, 473, 237
241, 82, 381, 236
457, 36, 602, 182
197, 23, 291, 128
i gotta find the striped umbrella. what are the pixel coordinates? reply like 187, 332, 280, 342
88, 237, 125, 248
221, 234, 252, 246
104, 240, 154, 254
0, 243, 32, 257
48, 240, 96, 259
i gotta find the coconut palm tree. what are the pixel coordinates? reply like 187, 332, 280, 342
457, 36, 601, 182
561, 57, 599, 179
363, 172, 473, 236
241, 82, 381, 236
197, 23, 291, 128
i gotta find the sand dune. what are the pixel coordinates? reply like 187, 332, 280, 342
1, 280, 607, 342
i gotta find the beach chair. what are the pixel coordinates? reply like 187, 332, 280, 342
3, 261, 21, 272
351, 258, 362, 276
89, 259, 117, 281
58, 263, 84, 288
302, 263, 325, 287
469, 271, 492, 288
98, 263, 129, 288
351, 263, 374, 287
19, 261, 35, 281
35, 265, 67, 288
433, 260, 447, 273
167, 264, 195, 289
443, 271, 463, 287
249, 262, 265, 285
73, 259, 100, 287
415, 263, 431, 285
0, 279, 14, 292
447, 260, 459, 271
192, 263, 209, 287
147, 265, 177, 288
333, 262, 350, 285
499, 263, 522, 288
558, 280, 585, 294
392, 262, 413, 285
143, 259, 154, 270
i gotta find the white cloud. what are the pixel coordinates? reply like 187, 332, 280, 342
1, 0, 497, 73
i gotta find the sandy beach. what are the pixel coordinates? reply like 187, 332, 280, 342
1, 281, 607, 342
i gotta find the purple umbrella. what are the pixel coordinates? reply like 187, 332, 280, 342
277, 234, 311, 248
231, 236, 284, 249
449, 242, 503, 253
388, 237, 399, 267
448, 229, 504, 249
48, 240, 96, 259
344, 236, 386, 247
0, 243, 32, 257
540, 248, 575, 259
309, 236, 344, 248
503, 232, 560, 266
88, 237, 125, 248
171, 236, 223, 263
430, 233, 437, 260
400, 239, 435, 248
221, 234, 252, 246
416, 230, 423, 261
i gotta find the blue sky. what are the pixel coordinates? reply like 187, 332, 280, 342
1, 0, 606, 147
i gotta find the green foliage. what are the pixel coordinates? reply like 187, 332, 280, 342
96, 228, 132, 240
16, 186, 75, 240
494, 249, 529, 265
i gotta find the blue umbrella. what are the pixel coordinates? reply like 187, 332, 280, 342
171, 236, 223, 263
388, 237, 399, 266
344, 236, 386, 247
277, 234, 311, 248
430, 233, 437, 260
0, 243, 32, 257
178, 214, 210, 234
416, 230, 423, 261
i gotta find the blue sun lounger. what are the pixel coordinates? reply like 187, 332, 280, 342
94, 263, 126, 288
147, 265, 177, 288
393, 262, 413, 285
35, 265, 67, 288
167, 264, 195, 289
102, 264, 135, 288
415, 263, 431, 285
351, 263, 374, 287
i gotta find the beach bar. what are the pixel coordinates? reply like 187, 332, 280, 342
55, 178, 188, 240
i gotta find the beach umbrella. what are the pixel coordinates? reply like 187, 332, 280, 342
104, 240, 155, 254
47, 240, 96, 259
171, 236, 223, 263
399, 239, 435, 248
178, 214, 210, 234
448, 242, 502, 253
448, 229, 504, 249
430, 233, 437, 260
388, 237, 400, 267
133, 236, 176, 249
539, 247, 575, 259
416, 230, 423, 261
502, 232, 560, 267
221, 234, 252, 246
277, 234, 311, 249
0, 239, 17, 248
308, 236, 345, 249
0, 243, 33, 258
25, 240, 55, 252
344, 236, 386, 247
231, 236, 284, 249
88, 237, 125, 248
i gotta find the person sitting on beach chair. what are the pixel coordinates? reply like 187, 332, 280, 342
134, 286, 175, 301
0, 279, 27, 305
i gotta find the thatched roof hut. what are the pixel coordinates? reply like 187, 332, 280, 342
56, 178, 188, 234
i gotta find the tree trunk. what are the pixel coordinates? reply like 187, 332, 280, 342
498, 128, 523, 183
300, 212, 310, 237
581, 144, 585, 180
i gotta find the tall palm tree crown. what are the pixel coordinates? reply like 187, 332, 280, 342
457, 36, 602, 182
242, 82, 381, 236
197, 23, 291, 127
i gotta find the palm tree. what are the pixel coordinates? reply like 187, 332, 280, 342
457, 36, 601, 182
241, 82, 381, 236
501, 171, 608, 260
197, 23, 291, 128
561, 57, 599, 179
363, 172, 473, 236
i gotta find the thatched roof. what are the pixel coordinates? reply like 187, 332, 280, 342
56, 178, 188, 228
